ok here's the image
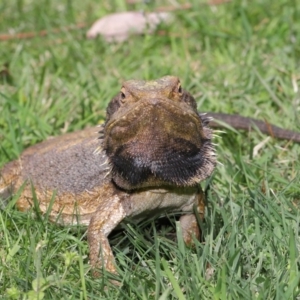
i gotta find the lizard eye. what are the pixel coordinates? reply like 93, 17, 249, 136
120, 88, 127, 103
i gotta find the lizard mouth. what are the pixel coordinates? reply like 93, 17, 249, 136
103, 97, 216, 190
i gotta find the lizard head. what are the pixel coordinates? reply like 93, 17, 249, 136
103, 76, 216, 190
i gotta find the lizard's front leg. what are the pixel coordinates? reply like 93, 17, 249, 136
87, 194, 127, 275
179, 186, 205, 245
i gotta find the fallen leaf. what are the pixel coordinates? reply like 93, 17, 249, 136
86, 11, 171, 42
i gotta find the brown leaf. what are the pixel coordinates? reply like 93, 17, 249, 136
86, 11, 171, 42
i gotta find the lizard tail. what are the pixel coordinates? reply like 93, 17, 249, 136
205, 112, 300, 143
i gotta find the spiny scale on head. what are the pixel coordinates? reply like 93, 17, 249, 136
93, 146, 103, 155
99, 158, 109, 167
213, 130, 226, 134
200, 115, 211, 124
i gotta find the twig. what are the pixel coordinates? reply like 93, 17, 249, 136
126, 0, 231, 7
0, 22, 87, 41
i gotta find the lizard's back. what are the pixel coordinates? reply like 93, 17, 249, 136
0, 126, 113, 225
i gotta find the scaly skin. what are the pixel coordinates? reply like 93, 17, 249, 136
1, 76, 299, 278
0, 76, 215, 277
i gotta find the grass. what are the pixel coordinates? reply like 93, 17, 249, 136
0, 0, 300, 298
